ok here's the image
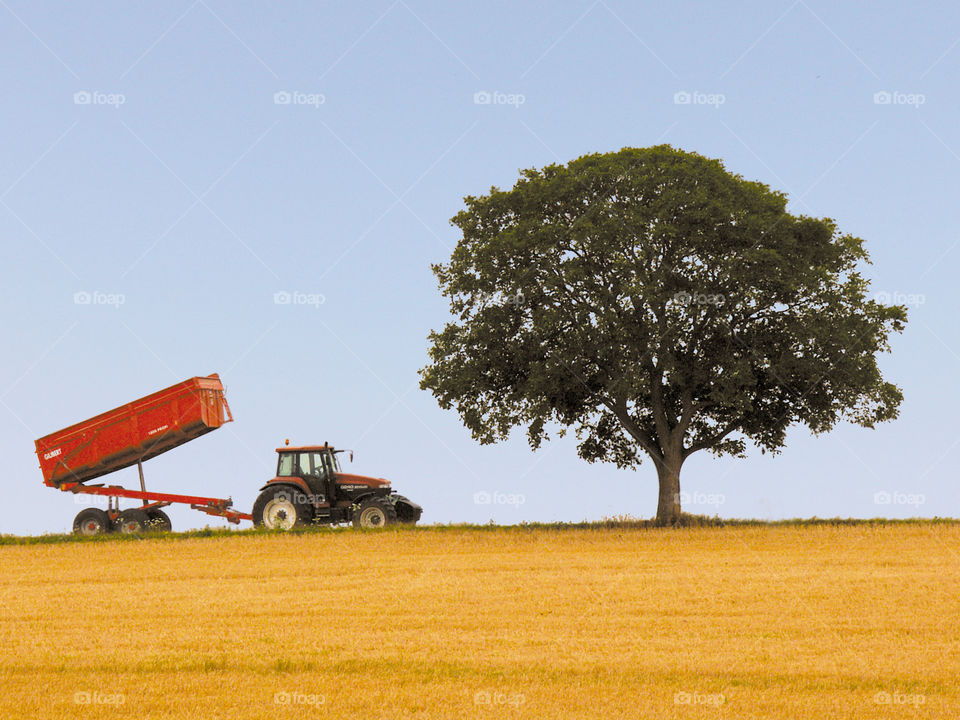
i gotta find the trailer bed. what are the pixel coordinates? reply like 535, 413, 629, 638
35, 374, 232, 487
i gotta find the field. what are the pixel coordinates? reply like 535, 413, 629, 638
1, 523, 957, 719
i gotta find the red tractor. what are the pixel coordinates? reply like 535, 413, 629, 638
252, 442, 422, 529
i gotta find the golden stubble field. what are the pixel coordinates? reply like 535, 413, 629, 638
0, 524, 957, 719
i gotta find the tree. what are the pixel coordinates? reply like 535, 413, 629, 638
420, 146, 907, 525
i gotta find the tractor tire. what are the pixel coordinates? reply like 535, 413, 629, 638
252, 486, 313, 530
145, 508, 172, 532
73, 508, 112, 536
116, 508, 151, 534
353, 496, 398, 529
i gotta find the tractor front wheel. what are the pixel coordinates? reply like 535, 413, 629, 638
353, 496, 398, 529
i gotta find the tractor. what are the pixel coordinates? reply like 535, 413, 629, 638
252, 442, 422, 529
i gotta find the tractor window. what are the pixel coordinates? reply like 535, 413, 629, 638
296, 453, 313, 477
310, 452, 328, 478
277, 453, 294, 477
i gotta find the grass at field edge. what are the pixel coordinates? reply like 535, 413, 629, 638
2, 515, 958, 545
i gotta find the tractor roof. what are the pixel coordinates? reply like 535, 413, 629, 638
276, 446, 342, 453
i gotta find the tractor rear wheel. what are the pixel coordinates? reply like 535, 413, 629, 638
353, 496, 398, 529
73, 508, 111, 536
116, 508, 151, 534
145, 508, 172, 532
253, 486, 313, 530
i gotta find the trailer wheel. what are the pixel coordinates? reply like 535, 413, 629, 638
145, 509, 172, 532
116, 508, 150, 534
253, 486, 313, 530
353, 496, 398, 529
73, 508, 111, 536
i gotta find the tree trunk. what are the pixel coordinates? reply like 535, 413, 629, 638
655, 452, 683, 526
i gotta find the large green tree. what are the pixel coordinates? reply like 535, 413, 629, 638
420, 146, 906, 524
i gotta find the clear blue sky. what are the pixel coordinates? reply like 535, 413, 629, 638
2, 1, 957, 534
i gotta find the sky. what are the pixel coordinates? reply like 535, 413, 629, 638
1, 1, 958, 535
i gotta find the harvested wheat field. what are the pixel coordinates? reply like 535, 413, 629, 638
0, 523, 957, 719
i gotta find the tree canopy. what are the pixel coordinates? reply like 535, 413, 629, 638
421, 145, 906, 524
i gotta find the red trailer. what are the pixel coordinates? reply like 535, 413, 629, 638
35, 373, 251, 534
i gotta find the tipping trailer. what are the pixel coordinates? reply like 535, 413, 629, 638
35, 373, 250, 534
